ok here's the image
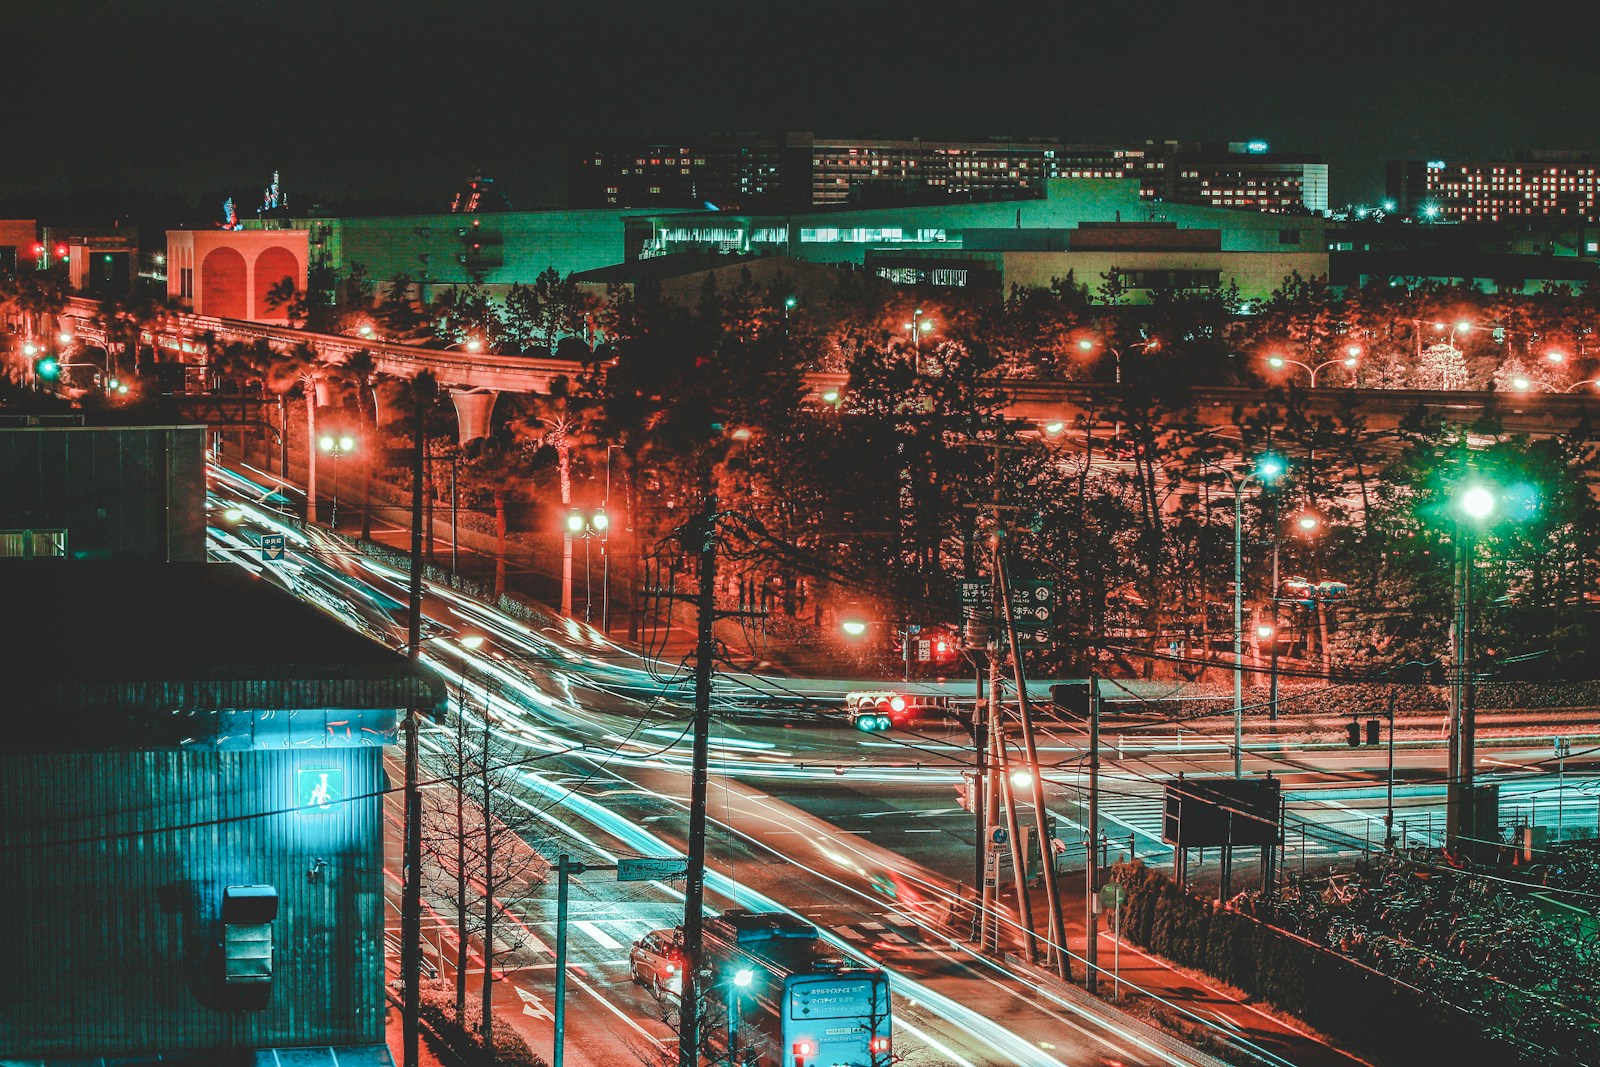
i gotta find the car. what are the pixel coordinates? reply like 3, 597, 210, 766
629, 927, 684, 1000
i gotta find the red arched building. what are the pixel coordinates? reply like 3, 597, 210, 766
165, 229, 309, 324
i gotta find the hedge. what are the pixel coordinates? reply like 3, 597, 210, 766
419, 987, 548, 1067
1107, 861, 1548, 1066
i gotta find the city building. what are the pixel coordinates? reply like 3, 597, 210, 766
626, 178, 1331, 276
0, 563, 443, 1066
166, 228, 310, 324
0, 218, 38, 273
41, 225, 140, 297
867, 220, 1328, 306
253, 209, 649, 304
570, 134, 1328, 214
1327, 217, 1600, 291
1387, 152, 1600, 224
0, 421, 206, 561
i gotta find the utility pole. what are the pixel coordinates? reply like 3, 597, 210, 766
1384, 688, 1398, 851
967, 616, 988, 944
678, 476, 718, 1067
980, 642, 1003, 955
988, 630, 1037, 963
995, 546, 1069, 981
401, 379, 428, 1067
1085, 672, 1100, 994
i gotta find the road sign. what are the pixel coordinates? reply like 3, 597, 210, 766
990, 826, 1009, 847
983, 849, 999, 887
617, 856, 689, 882
959, 580, 991, 607
1008, 579, 1055, 629
1099, 883, 1127, 910
261, 534, 285, 561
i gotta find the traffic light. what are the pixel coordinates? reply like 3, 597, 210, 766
35, 355, 59, 381
1050, 682, 1091, 719
1346, 721, 1361, 748
1365, 718, 1381, 746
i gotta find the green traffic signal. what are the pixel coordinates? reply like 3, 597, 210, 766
35, 356, 60, 381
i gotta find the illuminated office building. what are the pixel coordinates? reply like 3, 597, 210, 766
1387, 152, 1600, 223
570, 134, 1326, 214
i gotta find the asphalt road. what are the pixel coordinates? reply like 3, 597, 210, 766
209, 459, 1597, 1067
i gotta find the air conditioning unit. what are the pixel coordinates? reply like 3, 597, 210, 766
222, 884, 278, 986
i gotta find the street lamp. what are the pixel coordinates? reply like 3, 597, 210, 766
1262, 509, 1323, 720
839, 617, 919, 681
902, 308, 934, 372
1447, 478, 1499, 855
565, 508, 608, 625
728, 966, 754, 1062
1078, 336, 1159, 384
318, 433, 357, 529
601, 444, 626, 635
1264, 348, 1360, 387
444, 337, 484, 353
1227, 452, 1287, 776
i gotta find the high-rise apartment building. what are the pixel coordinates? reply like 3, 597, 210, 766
1387, 152, 1600, 223
569, 134, 1326, 215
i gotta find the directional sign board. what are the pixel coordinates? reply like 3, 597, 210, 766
261, 534, 285, 562
617, 856, 689, 882
959, 579, 1054, 629
1008, 579, 1055, 629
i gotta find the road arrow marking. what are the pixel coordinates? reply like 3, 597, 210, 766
516, 984, 554, 1021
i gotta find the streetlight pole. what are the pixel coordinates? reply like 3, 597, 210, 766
602, 444, 623, 635
1265, 347, 1360, 387
1449, 481, 1495, 855
902, 307, 933, 373
1230, 454, 1286, 778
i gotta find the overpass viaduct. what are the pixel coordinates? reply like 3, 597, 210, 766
61, 299, 1600, 443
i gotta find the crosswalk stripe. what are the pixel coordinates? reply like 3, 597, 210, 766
575, 921, 624, 949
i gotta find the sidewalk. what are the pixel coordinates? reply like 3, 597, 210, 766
960, 869, 1371, 1067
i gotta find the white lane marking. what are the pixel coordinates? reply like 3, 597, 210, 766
575, 921, 624, 949
895, 1015, 979, 1067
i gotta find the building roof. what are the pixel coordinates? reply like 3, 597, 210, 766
5, 563, 444, 726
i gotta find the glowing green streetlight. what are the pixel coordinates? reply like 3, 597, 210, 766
1456, 483, 1497, 521
841, 619, 868, 638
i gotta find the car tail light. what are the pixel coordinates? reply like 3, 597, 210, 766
793, 1039, 816, 1056
870, 1035, 892, 1053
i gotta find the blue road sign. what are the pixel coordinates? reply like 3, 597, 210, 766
261, 534, 285, 562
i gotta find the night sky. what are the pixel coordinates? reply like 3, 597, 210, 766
7, 1, 1599, 215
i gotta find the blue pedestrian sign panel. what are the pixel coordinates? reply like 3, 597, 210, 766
261, 534, 285, 561
297, 767, 343, 812
990, 827, 1009, 846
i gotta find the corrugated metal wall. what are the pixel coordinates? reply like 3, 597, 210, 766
0, 748, 386, 1056
0, 425, 205, 562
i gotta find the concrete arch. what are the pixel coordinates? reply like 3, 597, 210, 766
199, 247, 248, 319
254, 245, 302, 320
